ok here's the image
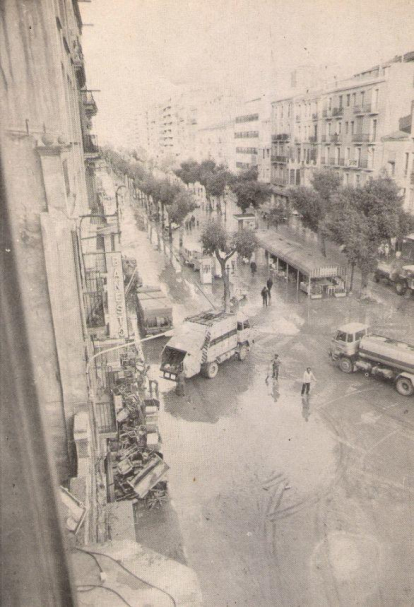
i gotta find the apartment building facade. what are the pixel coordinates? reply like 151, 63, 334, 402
1, 0, 100, 483
234, 95, 271, 182
271, 53, 414, 210
195, 119, 235, 167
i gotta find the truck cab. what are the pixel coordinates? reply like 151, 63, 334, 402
329, 322, 369, 371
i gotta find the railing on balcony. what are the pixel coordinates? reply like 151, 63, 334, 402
272, 133, 290, 142
328, 157, 336, 166
321, 158, 327, 165
272, 178, 288, 187
411, 172, 414, 186
330, 133, 341, 143
352, 133, 371, 142
312, 112, 319, 120
332, 107, 344, 116
271, 155, 288, 163
321, 135, 328, 142
83, 133, 100, 155
354, 103, 379, 114
295, 115, 301, 122
323, 109, 332, 118
82, 91, 98, 116
309, 135, 317, 143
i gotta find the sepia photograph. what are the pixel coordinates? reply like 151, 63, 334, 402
1, 1, 414, 605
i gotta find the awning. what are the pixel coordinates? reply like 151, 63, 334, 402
256, 229, 347, 278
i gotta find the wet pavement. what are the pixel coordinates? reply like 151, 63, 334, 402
120, 187, 414, 607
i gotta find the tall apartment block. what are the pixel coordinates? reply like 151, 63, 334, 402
234, 95, 272, 182
271, 53, 414, 211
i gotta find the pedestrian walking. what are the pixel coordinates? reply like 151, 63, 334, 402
266, 277, 273, 302
261, 286, 269, 306
301, 367, 317, 396
266, 354, 281, 383
384, 243, 390, 260
250, 261, 257, 277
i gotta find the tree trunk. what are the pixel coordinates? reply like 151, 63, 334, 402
349, 262, 355, 293
360, 268, 371, 299
319, 230, 327, 257
222, 260, 231, 312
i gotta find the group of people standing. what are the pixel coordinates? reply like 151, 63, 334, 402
267, 354, 317, 398
261, 277, 273, 306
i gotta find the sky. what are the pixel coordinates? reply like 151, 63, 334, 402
79, 0, 414, 146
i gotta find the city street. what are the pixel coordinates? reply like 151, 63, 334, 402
122, 196, 414, 607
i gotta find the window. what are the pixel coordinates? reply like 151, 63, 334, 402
328, 97, 332, 110
356, 329, 367, 341
335, 330, 347, 342
351, 121, 355, 134
328, 122, 332, 135
339, 95, 343, 108
361, 91, 365, 105
356, 173, 361, 187
346, 94, 351, 106
352, 93, 356, 105
338, 122, 342, 134
405, 152, 409, 176
345, 172, 349, 185
372, 119, 377, 141
345, 122, 349, 134
345, 147, 350, 161
373, 89, 379, 109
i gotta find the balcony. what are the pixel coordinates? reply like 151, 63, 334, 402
321, 158, 327, 165
354, 103, 379, 115
309, 135, 318, 143
83, 134, 100, 157
332, 107, 344, 117
322, 109, 332, 118
294, 137, 301, 143
272, 133, 290, 142
295, 115, 301, 122
312, 112, 319, 120
352, 133, 371, 143
272, 177, 288, 187
271, 155, 289, 163
328, 157, 336, 166
330, 133, 341, 143
321, 135, 328, 142
81, 91, 98, 117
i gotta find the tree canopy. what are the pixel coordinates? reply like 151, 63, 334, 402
201, 219, 257, 309
321, 176, 414, 291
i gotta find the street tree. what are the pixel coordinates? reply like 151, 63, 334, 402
231, 177, 271, 214
322, 176, 414, 295
266, 201, 291, 230
175, 160, 201, 185
289, 169, 342, 256
167, 189, 197, 239
201, 219, 257, 310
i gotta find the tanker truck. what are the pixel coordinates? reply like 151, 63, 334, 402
329, 322, 414, 396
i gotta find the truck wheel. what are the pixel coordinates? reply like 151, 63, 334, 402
396, 377, 414, 397
339, 357, 353, 374
204, 361, 219, 379
238, 344, 248, 361
395, 281, 407, 296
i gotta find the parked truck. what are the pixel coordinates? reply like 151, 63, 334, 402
161, 310, 252, 380
329, 322, 414, 396
136, 286, 173, 336
374, 234, 414, 296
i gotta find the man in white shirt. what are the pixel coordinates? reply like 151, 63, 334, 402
301, 367, 317, 396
